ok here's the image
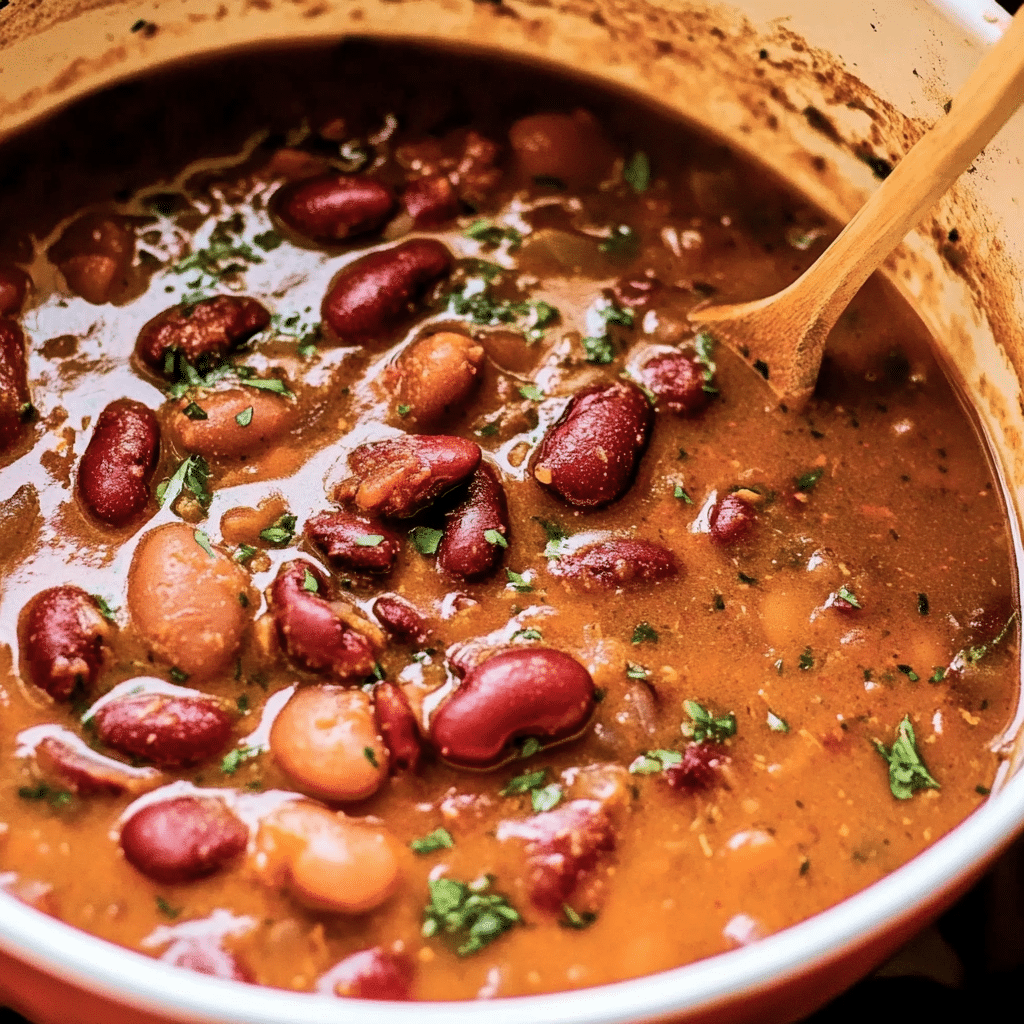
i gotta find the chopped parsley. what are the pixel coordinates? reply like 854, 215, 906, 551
518, 737, 543, 759
623, 151, 651, 193
253, 229, 283, 251
501, 769, 547, 796
683, 700, 737, 743
674, 485, 694, 504
897, 664, 920, 682
302, 568, 319, 593
795, 467, 824, 492
259, 514, 297, 546
837, 586, 861, 608
917, 593, 930, 616
354, 534, 385, 547
157, 454, 212, 512
518, 384, 544, 402
506, 569, 533, 593
955, 611, 1018, 669
767, 710, 790, 733
221, 745, 262, 774
363, 746, 379, 768
234, 543, 257, 564
535, 517, 570, 558
872, 715, 940, 800
182, 401, 208, 420
396, 404, 411, 417
511, 627, 542, 641
92, 595, 118, 622
599, 303, 635, 328
629, 748, 683, 775
625, 662, 649, 680
410, 526, 444, 555
631, 621, 659, 645
410, 828, 454, 855
599, 224, 639, 258
694, 330, 718, 394
169, 667, 189, 684
235, 406, 253, 427
582, 335, 616, 364
193, 530, 216, 558
561, 904, 598, 929
421, 876, 521, 957
500, 768, 562, 812
484, 529, 508, 548
446, 281, 559, 344
799, 647, 815, 671
155, 896, 182, 919
17, 783, 73, 808
738, 572, 758, 586
464, 218, 523, 249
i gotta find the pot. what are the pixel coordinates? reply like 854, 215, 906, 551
1, 1, 1023, 1022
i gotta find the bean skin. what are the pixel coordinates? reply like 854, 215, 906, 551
389, 331, 485, 429
22, 586, 110, 701
78, 399, 160, 527
166, 388, 295, 460
128, 523, 254, 681
270, 560, 383, 680
335, 434, 481, 518
373, 681, 422, 772
305, 510, 402, 574
33, 733, 162, 796
532, 381, 652, 508
273, 174, 395, 243
253, 801, 401, 913
0, 319, 31, 453
437, 462, 510, 581
120, 795, 248, 884
372, 593, 431, 645
709, 493, 756, 545
321, 239, 452, 344
48, 213, 134, 305
401, 175, 460, 228
316, 947, 414, 1000
270, 686, 388, 801
0, 264, 31, 316
639, 351, 709, 415
135, 295, 271, 375
92, 691, 234, 768
431, 648, 595, 768
553, 539, 678, 590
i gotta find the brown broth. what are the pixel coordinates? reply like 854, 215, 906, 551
0, 40, 1018, 1000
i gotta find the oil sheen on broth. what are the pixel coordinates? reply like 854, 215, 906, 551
0, 42, 1018, 1000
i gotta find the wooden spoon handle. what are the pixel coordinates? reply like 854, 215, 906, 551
789, 9, 1024, 333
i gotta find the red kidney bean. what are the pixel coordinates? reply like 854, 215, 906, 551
0, 264, 31, 316
305, 510, 402, 574
34, 734, 162, 796
664, 742, 729, 793
709, 493, 756, 545
639, 351, 709, 416
401, 175, 460, 228
136, 295, 271, 375
496, 798, 615, 914
270, 560, 383, 680
160, 937, 253, 983
508, 111, 615, 187
532, 381, 652, 508
120, 795, 248, 884
48, 213, 134, 305
273, 174, 395, 243
554, 539, 678, 590
0, 319, 31, 453
77, 399, 160, 527
373, 682, 421, 772
22, 586, 110, 701
316, 947, 414, 1000
372, 593, 430, 645
389, 331, 485, 429
437, 462, 509, 581
92, 692, 234, 768
321, 239, 452, 343
336, 434, 481, 518
431, 648, 595, 768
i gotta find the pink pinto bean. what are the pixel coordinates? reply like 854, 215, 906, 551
532, 381, 653, 508
553, 539, 678, 590
388, 331, 485, 430
430, 648, 595, 768
612, 275, 662, 310
335, 434, 481, 518
508, 110, 616, 187
135, 296, 271, 375
305, 510, 402, 574
401, 175, 460, 228
21, 586, 111, 701
166, 388, 296, 460
0, 264, 31, 316
373, 681, 422, 772
92, 692, 234, 768
709, 493, 756, 545
48, 213, 135, 305
372, 593, 431, 645
639, 351, 709, 415
321, 239, 453, 344
316, 947, 415, 1000
78, 399, 160, 527
273, 174, 394, 243
437, 462, 510, 582
496, 798, 615, 913
270, 560, 383, 680
120, 795, 248, 884
0, 319, 31, 453
33, 733, 162, 797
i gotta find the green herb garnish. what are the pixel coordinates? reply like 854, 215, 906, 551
259, 514, 297, 546
683, 700, 737, 743
872, 715, 940, 800
421, 876, 521, 957
410, 526, 444, 555
631, 621, 659, 644
410, 828, 455, 855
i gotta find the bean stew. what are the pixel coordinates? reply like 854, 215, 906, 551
0, 41, 1018, 1001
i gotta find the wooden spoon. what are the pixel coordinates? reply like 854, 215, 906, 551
688, 10, 1024, 408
